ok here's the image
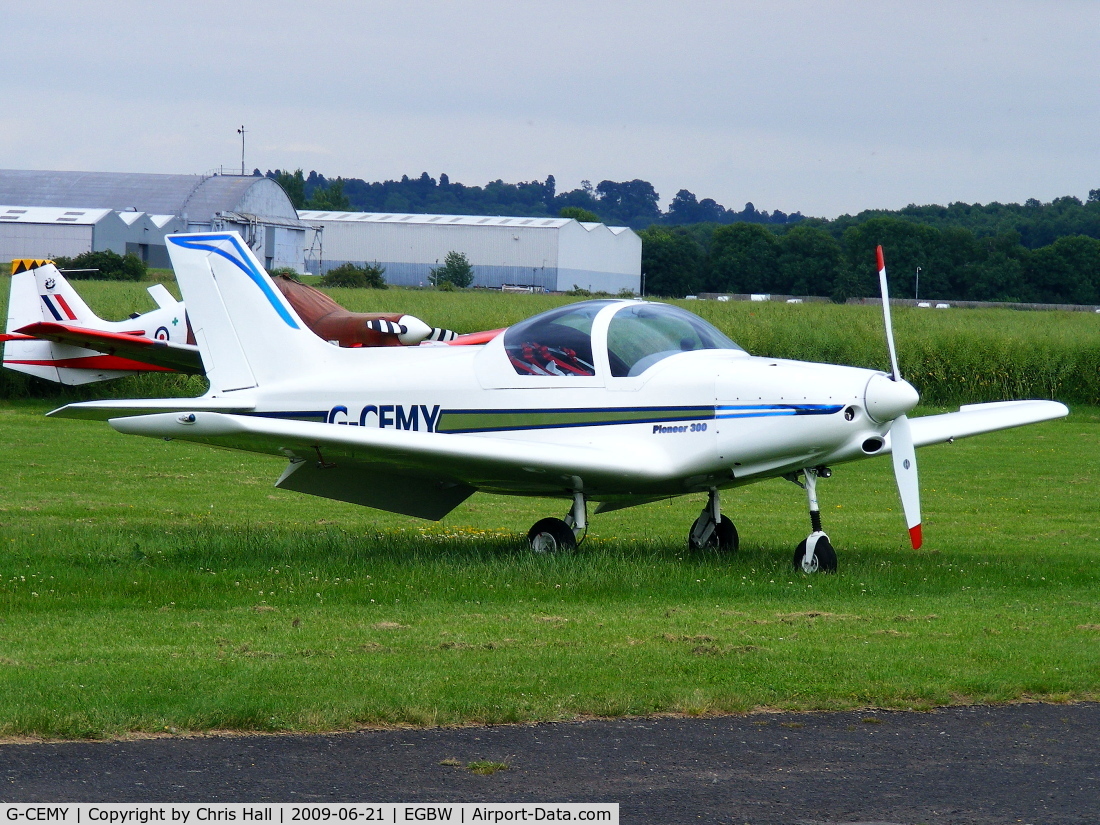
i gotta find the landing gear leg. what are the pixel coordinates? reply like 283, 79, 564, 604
793, 467, 837, 573
689, 488, 738, 552
528, 491, 586, 553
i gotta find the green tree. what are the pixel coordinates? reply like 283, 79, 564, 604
319, 262, 387, 289
1025, 235, 1100, 304
595, 179, 662, 227
305, 178, 351, 211
665, 189, 729, 224
52, 249, 146, 281
840, 217, 944, 299
706, 223, 780, 293
639, 226, 703, 297
962, 252, 1028, 302
777, 225, 842, 296
274, 169, 306, 209
429, 251, 474, 288
559, 206, 600, 223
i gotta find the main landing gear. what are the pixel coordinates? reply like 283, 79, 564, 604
528, 491, 587, 553
688, 488, 739, 552
790, 466, 837, 573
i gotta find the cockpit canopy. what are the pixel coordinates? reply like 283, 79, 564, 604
503, 300, 612, 377
605, 302, 743, 376
503, 300, 743, 378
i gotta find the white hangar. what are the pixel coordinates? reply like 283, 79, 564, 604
0, 206, 178, 264
0, 169, 308, 270
298, 211, 642, 293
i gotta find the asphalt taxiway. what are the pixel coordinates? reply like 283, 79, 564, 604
2, 703, 1098, 824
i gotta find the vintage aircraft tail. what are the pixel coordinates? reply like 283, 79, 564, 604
166, 232, 334, 393
5, 263, 100, 333
3, 263, 132, 384
32, 264, 100, 324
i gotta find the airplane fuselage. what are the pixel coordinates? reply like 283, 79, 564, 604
223, 319, 906, 502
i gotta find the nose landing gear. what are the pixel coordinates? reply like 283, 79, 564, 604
791, 467, 837, 573
688, 488, 738, 552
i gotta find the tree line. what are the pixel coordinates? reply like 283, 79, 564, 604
260, 169, 802, 230
642, 212, 1100, 304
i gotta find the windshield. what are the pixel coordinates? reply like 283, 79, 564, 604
606, 303, 743, 377
503, 300, 615, 376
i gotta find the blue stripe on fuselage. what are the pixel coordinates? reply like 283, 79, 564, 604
715, 404, 843, 419
239, 404, 843, 432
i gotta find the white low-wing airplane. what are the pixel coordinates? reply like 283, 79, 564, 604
50, 233, 1068, 572
2, 261, 202, 383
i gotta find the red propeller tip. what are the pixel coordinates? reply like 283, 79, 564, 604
909, 524, 923, 550
876, 245, 886, 272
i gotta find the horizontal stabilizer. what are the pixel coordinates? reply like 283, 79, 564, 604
17, 322, 202, 374
146, 283, 179, 310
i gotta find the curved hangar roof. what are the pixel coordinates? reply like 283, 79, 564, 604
0, 169, 297, 221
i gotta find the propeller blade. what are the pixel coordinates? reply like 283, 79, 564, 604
890, 414, 922, 549
876, 245, 902, 382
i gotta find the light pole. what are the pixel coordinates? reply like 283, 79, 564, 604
915, 266, 921, 301
237, 126, 246, 175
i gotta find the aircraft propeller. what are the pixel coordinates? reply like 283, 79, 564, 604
876, 245, 923, 549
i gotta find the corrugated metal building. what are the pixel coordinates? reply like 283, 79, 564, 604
0, 206, 139, 262
0, 169, 308, 270
298, 211, 641, 293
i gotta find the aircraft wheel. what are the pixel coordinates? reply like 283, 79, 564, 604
688, 516, 739, 552
528, 518, 577, 553
793, 535, 837, 573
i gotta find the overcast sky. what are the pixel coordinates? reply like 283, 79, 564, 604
3, 1, 1098, 218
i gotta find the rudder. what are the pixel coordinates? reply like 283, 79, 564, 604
166, 232, 332, 393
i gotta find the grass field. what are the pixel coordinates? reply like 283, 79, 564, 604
1, 398, 1097, 739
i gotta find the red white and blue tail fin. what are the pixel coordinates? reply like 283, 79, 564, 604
3, 264, 135, 384
31, 264, 98, 324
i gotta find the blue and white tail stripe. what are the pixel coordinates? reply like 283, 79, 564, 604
167, 234, 300, 329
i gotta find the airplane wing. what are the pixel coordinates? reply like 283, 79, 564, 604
95, 410, 686, 518
48, 397, 257, 421
16, 321, 203, 374
905, 400, 1068, 448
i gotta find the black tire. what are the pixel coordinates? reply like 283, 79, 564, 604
528, 517, 577, 553
688, 516, 739, 553
793, 535, 837, 573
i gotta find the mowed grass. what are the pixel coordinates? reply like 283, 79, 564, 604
1, 400, 1098, 738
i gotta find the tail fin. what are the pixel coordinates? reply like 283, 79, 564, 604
6, 264, 102, 333
30, 264, 99, 324
6, 270, 46, 334
4, 264, 129, 384
166, 232, 333, 393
